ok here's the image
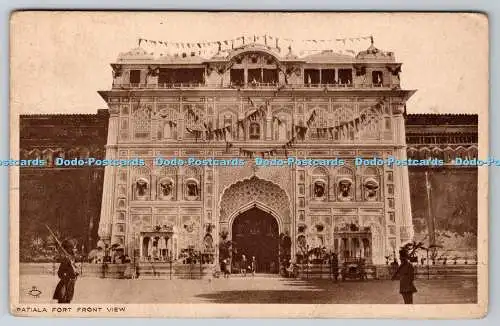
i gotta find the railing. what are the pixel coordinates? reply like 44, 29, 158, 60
357, 83, 392, 88
240, 82, 280, 88
112, 82, 206, 89
111, 82, 397, 90
157, 82, 206, 89
298, 83, 353, 88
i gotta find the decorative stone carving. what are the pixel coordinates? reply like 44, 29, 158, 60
219, 176, 290, 224
134, 177, 149, 200
363, 177, 379, 201
158, 178, 174, 200
337, 177, 353, 201
217, 165, 291, 200
313, 180, 326, 199
334, 216, 360, 230
186, 180, 199, 197
132, 104, 152, 139
368, 223, 383, 264
255, 166, 291, 197
157, 105, 178, 139
392, 102, 405, 115
203, 234, 214, 252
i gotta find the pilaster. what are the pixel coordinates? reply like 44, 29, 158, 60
392, 102, 414, 245
97, 104, 120, 245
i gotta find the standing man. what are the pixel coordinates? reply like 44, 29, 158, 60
241, 254, 247, 276
251, 256, 257, 277
392, 248, 417, 304
53, 239, 79, 303
331, 253, 339, 282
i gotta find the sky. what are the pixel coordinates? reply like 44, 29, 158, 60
10, 12, 488, 115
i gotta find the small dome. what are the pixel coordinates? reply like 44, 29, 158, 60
284, 46, 299, 60
303, 50, 355, 63
227, 43, 281, 61
356, 43, 395, 61
117, 47, 154, 62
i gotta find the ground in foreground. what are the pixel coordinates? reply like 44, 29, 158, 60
19, 275, 477, 304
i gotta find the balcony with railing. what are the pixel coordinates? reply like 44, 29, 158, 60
111, 81, 397, 90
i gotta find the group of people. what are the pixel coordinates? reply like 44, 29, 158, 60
52, 240, 418, 305
220, 254, 257, 278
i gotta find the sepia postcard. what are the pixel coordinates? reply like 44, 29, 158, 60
9, 11, 488, 318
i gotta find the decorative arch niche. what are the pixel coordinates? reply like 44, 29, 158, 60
219, 176, 291, 227
132, 167, 151, 200
363, 166, 381, 201
157, 177, 175, 200
336, 166, 354, 201
310, 166, 329, 200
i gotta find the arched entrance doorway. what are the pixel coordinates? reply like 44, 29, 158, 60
231, 207, 279, 274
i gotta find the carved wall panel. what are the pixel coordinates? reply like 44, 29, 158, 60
217, 165, 254, 195
255, 166, 291, 197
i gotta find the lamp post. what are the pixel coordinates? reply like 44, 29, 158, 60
306, 244, 310, 279
169, 251, 172, 280
199, 250, 203, 279
426, 248, 429, 280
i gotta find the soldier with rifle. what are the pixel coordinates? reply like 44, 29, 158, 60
46, 225, 79, 304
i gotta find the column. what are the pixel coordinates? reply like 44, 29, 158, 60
139, 235, 143, 259
266, 117, 272, 140
290, 166, 297, 260
392, 102, 414, 246
97, 104, 120, 247
174, 238, 178, 260
147, 237, 153, 257
347, 238, 352, 258
151, 175, 157, 200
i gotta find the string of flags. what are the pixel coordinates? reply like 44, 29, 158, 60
237, 108, 318, 158
236, 99, 385, 158
185, 97, 268, 142
136, 34, 374, 58
138, 35, 372, 49
185, 94, 384, 157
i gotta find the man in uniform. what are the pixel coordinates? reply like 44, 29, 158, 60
391, 248, 417, 304
53, 239, 79, 303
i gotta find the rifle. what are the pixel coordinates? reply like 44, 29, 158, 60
45, 224, 79, 276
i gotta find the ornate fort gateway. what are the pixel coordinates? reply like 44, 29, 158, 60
97, 40, 415, 268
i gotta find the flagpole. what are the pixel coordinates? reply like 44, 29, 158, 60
424, 171, 435, 247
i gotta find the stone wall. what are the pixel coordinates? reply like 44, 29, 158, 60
20, 168, 105, 262
409, 167, 478, 259
19, 110, 109, 262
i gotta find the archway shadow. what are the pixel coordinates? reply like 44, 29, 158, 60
196, 289, 332, 304
195, 278, 400, 304
194, 277, 477, 304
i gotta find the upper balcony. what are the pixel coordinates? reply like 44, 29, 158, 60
110, 81, 399, 90
108, 42, 402, 91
